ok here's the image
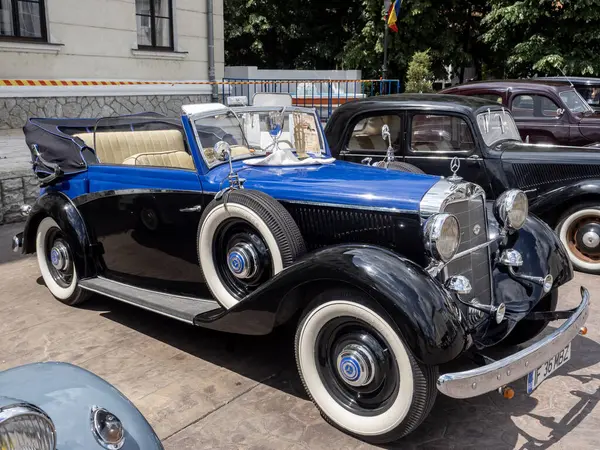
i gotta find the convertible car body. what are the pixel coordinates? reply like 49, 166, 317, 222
326, 94, 600, 274
12, 103, 589, 444
0, 362, 163, 449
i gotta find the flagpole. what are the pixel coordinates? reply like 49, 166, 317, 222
383, 21, 389, 81
383, 0, 390, 81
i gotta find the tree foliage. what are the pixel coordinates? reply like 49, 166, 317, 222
224, 0, 600, 83
482, 0, 600, 77
405, 50, 434, 92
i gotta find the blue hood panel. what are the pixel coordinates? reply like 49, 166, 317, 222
204, 160, 440, 212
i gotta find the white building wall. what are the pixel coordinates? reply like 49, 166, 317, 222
0, 0, 224, 81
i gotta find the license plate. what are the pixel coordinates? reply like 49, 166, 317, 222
527, 343, 571, 394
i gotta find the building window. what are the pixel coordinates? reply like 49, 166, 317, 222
0, 0, 47, 41
136, 0, 174, 51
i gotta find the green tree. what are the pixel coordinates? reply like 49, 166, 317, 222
482, 0, 600, 77
405, 50, 434, 92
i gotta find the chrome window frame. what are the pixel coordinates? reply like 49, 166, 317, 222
186, 105, 326, 171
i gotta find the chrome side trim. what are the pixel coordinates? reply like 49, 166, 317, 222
73, 189, 202, 206
437, 287, 591, 399
281, 198, 418, 215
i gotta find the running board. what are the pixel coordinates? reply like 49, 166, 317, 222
79, 277, 220, 324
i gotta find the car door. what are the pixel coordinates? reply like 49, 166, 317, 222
75, 131, 208, 297
337, 113, 403, 164
509, 93, 571, 145
404, 111, 493, 196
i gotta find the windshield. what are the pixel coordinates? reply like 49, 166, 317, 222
559, 89, 594, 113
477, 109, 522, 146
194, 109, 325, 167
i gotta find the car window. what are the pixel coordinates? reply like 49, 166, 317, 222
512, 94, 561, 118
512, 95, 534, 117
559, 89, 594, 113
410, 114, 475, 153
347, 115, 401, 153
576, 86, 600, 107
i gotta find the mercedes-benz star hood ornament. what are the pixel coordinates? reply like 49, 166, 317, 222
448, 157, 463, 183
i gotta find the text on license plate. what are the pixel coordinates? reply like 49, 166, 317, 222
527, 343, 571, 394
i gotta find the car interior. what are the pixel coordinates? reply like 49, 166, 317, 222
74, 129, 196, 170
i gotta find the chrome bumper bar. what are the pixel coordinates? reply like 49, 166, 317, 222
437, 287, 590, 399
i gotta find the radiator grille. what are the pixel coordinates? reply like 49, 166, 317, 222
444, 196, 492, 323
513, 163, 600, 190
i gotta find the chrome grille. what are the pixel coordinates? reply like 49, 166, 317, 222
443, 195, 492, 322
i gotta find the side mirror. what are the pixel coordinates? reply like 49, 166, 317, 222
215, 141, 231, 162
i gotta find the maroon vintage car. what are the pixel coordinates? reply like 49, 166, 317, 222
441, 80, 600, 147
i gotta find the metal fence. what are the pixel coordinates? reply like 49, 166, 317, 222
220, 79, 401, 121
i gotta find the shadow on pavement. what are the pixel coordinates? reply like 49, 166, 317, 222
76, 293, 600, 449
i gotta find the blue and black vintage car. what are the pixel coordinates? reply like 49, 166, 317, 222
0, 362, 163, 449
12, 103, 590, 443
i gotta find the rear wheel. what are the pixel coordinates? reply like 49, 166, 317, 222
294, 290, 437, 444
556, 203, 600, 274
36, 217, 90, 306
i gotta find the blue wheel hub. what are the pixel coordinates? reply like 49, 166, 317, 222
49, 241, 69, 271
226, 243, 259, 280
336, 344, 376, 387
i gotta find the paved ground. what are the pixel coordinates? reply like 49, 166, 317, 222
1, 239, 599, 449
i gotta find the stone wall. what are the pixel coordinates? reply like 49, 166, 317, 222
0, 171, 39, 225
0, 94, 212, 129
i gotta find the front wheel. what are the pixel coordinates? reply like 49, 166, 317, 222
36, 217, 90, 306
294, 290, 437, 444
556, 203, 600, 274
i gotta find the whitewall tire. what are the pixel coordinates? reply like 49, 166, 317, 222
295, 290, 437, 444
36, 217, 90, 306
556, 204, 600, 274
198, 190, 305, 309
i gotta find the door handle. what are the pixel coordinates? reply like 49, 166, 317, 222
180, 205, 203, 213
467, 155, 481, 160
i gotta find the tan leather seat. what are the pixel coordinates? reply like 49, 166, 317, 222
123, 151, 195, 170
73, 130, 186, 164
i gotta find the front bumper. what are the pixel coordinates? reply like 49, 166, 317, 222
437, 286, 590, 399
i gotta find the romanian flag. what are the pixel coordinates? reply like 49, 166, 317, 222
387, 0, 402, 33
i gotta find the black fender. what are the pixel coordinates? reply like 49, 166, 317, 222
23, 191, 95, 279
479, 205, 573, 347
530, 179, 600, 219
195, 244, 469, 366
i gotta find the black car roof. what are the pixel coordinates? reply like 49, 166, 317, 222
336, 93, 504, 116
534, 76, 600, 86
444, 79, 580, 92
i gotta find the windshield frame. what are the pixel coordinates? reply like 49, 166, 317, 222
559, 88, 594, 114
475, 107, 523, 147
187, 105, 328, 171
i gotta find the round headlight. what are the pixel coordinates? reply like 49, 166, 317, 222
91, 407, 125, 450
494, 189, 529, 231
424, 213, 461, 262
0, 403, 56, 450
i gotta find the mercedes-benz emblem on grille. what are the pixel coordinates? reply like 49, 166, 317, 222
473, 224, 481, 236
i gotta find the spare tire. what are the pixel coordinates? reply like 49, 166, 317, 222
374, 161, 425, 174
198, 190, 306, 309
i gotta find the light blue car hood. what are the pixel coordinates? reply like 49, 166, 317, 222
0, 362, 163, 450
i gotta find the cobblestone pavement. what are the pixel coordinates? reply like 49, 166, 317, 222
1, 253, 599, 449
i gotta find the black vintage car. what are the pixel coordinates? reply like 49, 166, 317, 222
535, 76, 600, 111
326, 93, 600, 274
